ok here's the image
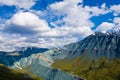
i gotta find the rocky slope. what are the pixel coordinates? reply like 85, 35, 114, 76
12, 49, 83, 80
63, 32, 120, 60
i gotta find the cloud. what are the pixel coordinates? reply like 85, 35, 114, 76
114, 17, 120, 25
1, 11, 80, 51
0, 0, 35, 9
96, 22, 115, 33
48, 0, 111, 38
0, 0, 119, 51
95, 4, 120, 33
110, 4, 120, 16
49, 0, 94, 37
4, 12, 50, 35
111, 17, 120, 32
0, 31, 78, 51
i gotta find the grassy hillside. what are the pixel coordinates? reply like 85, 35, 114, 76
52, 57, 120, 80
0, 64, 43, 80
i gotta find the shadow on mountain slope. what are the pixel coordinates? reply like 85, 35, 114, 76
0, 64, 43, 80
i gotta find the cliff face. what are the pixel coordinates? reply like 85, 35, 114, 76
64, 32, 120, 60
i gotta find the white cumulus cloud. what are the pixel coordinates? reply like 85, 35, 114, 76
48, 0, 111, 38
0, 0, 35, 9
114, 17, 120, 25
4, 12, 50, 35
96, 22, 115, 33
110, 4, 120, 16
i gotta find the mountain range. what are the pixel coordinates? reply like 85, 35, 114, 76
0, 31, 120, 80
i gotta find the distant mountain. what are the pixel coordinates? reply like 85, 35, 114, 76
18, 47, 49, 56
0, 47, 49, 66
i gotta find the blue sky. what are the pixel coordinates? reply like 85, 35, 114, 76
0, 0, 120, 51
32, 0, 63, 10
84, 0, 120, 7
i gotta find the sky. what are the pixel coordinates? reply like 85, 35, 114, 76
0, 0, 120, 51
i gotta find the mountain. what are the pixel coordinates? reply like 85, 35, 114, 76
11, 32, 120, 80
0, 47, 49, 66
1, 32, 120, 80
11, 49, 83, 80
41, 32, 120, 62
64, 32, 120, 59
51, 32, 120, 80
0, 46, 83, 80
